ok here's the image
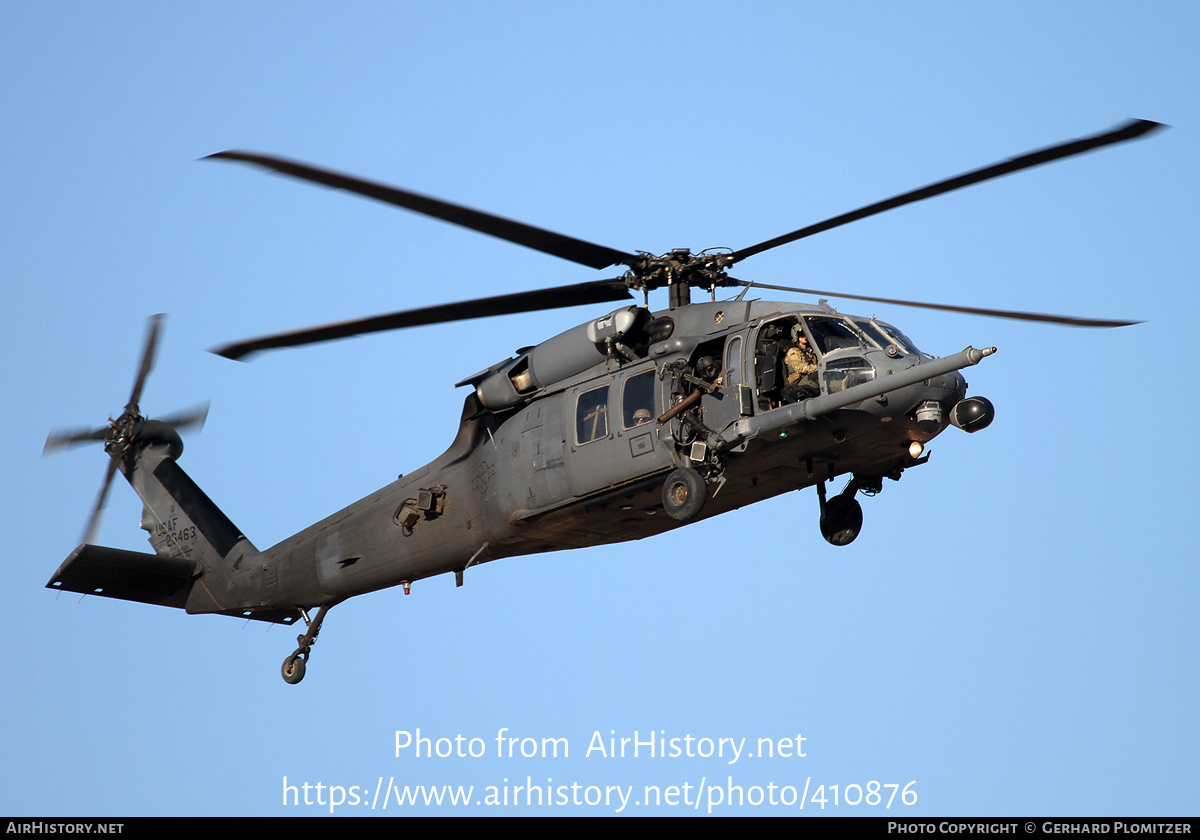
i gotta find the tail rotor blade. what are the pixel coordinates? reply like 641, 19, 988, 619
81, 455, 120, 546
44, 424, 111, 456
128, 314, 165, 410
47, 314, 208, 546
155, 402, 210, 434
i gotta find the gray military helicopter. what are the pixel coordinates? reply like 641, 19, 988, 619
45, 120, 1160, 683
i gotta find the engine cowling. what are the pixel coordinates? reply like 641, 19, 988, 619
475, 306, 650, 410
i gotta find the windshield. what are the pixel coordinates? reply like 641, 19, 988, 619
852, 319, 895, 351
803, 316, 863, 354
873, 321, 925, 356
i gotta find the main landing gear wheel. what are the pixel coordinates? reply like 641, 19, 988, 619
662, 467, 706, 522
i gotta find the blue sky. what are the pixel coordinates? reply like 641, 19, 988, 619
3, 1, 1197, 816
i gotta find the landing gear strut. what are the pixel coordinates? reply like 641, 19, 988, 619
817, 479, 863, 546
281, 604, 330, 685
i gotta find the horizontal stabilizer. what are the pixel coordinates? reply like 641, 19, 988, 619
47, 545, 305, 625
215, 606, 303, 625
48, 544, 198, 609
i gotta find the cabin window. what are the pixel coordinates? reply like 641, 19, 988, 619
576, 386, 610, 444
622, 371, 656, 428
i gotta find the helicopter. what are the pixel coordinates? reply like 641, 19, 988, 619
45, 119, 1161, 684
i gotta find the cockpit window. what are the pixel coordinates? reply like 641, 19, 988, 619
852, 319, 895, 351
803, 316, 862, 354
874, 321, 925, 356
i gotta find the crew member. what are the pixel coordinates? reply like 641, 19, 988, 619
783, 325, 818, 399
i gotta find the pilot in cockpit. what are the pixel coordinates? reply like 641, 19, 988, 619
783, 324, 819, 400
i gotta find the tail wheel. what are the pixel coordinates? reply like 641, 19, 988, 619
280, 604, 330, 685
282, 653, 307, 684
662, 468, 706, 522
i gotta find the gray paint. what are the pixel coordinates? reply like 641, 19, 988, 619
49, 300, 995, 678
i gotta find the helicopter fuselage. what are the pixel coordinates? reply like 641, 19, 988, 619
46, 120, 1156, 683
224, 299, 987, 611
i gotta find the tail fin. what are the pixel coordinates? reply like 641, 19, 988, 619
48, 424, 299, 625
130, 422, 252, 564
45, 315, 299, 625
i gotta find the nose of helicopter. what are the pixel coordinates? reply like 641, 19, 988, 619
912, 370, 968, 434
938, 370, 969, 404
917, 370, 995, 434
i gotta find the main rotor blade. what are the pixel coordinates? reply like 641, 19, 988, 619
212, 279, 634, 360
733, 280, 1140, 327
205, 151, 637, 271
128, 314, 165, 410
732, 119, 1164, 263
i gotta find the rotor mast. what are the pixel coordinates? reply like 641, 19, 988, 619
620, 249, 738, 309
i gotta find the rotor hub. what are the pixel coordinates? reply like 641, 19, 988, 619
102, 406, 144, 457
620, 250, 737, 307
